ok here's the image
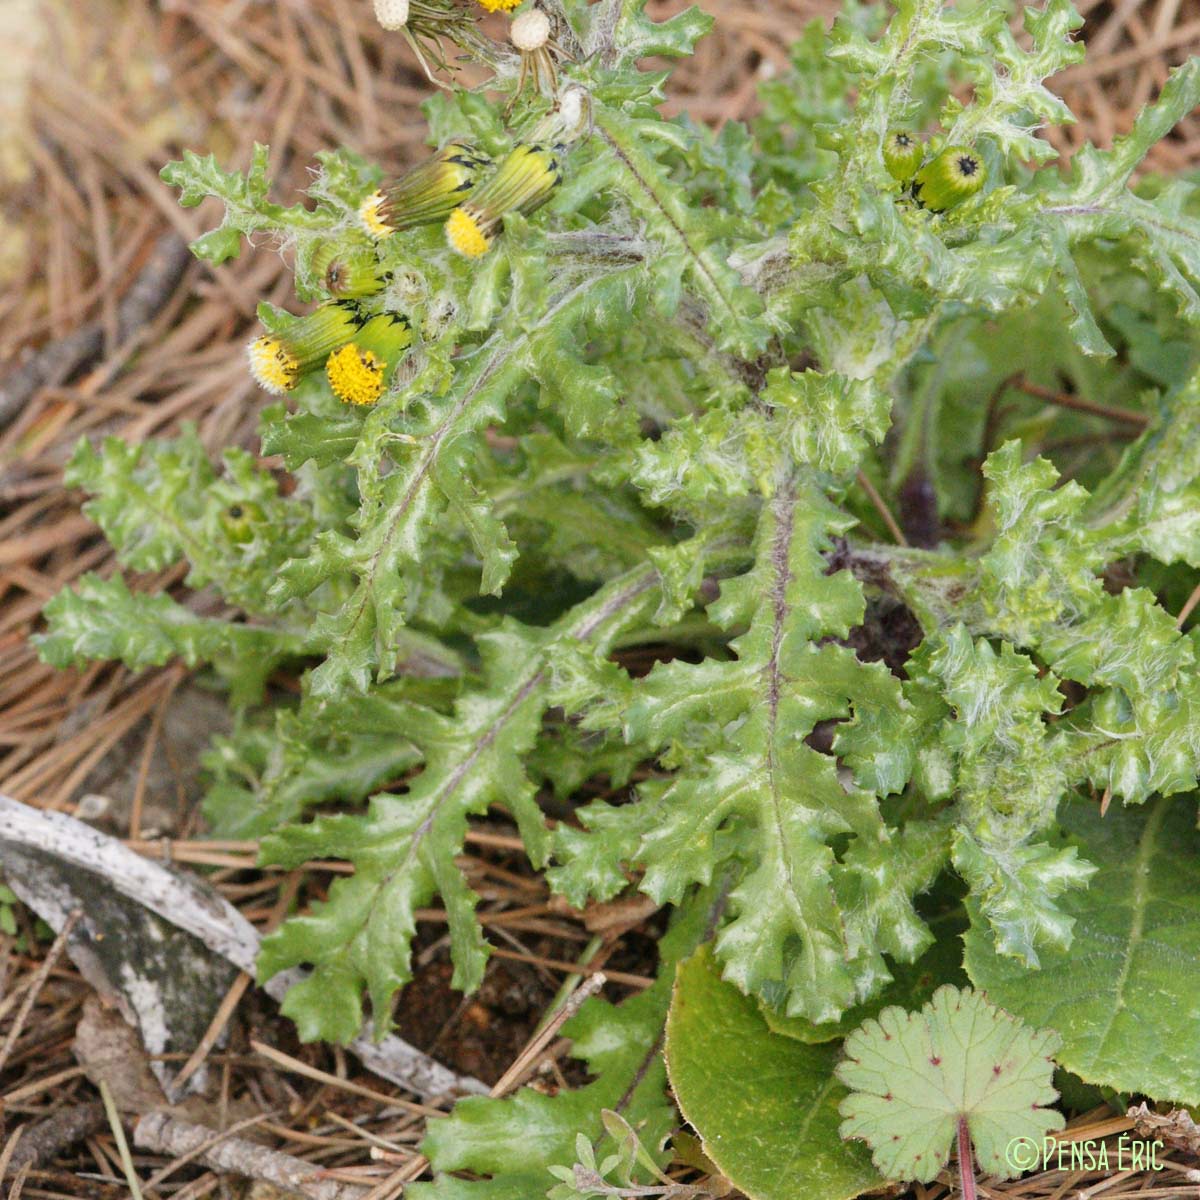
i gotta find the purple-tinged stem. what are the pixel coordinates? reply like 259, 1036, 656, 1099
957, 1118, 978, 1200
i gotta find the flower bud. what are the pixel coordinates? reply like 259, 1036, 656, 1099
246, 301, 363, 395
882, 129, 924, 183
445, 142, 564, 258
360, 142, 491, 239
311, 240, 386, 299
911, 145, 986, 212
325, 312, 414, 406
220, 500, 267, 544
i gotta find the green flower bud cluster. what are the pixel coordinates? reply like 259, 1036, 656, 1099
883, 128, 988, 212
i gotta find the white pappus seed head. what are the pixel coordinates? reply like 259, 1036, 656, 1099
373, 0, 409, 30
511, 8, 550, 51
556, 84, 587, 137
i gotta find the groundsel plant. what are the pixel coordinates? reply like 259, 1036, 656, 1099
36, 0, 1200, 1193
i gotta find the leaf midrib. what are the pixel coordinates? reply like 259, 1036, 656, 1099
1087, 793, 1169, 1057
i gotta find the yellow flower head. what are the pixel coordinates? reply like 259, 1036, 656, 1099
446, 207, 491, 258
247, 336, 300, 395
246, 301, 363, 394
364, 143, 491, 238
325, 312, 414, 406
445, 142, 563, 257
477, 0, 522, 11
327, 343, 387, 406
358, 191, 394, 239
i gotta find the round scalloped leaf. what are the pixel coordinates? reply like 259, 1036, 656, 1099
965, 795, 1200, 1106
666, 946, 882, 1200
836, 986, 1063, 1182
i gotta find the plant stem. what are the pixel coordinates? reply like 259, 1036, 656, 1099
1013, 376, 1148, 428
956, 1117, 977, 1200
856, 468, 909, 546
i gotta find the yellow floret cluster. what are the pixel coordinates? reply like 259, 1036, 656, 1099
358, 191, 395, 240
247, 336, 299, 395
445, 207, 491, 258
245, 142, 566, 401
326, 343, 387, 406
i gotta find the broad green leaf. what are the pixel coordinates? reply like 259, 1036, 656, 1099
1094, 368, 1200, 568
964, 795, 1200, 1106
665, 945, 883, 1200
836, 986, 1063, 1181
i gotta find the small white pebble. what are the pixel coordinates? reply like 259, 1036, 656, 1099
511, 8, 550, 51
374, 0, 409, 30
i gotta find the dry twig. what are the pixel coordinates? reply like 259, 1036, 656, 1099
134, 1110, 371, 1200
0, 908, 80, 1076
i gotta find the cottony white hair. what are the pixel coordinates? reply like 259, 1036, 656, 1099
373, 0, 409, 30
557, 84, 587, 133
510, 8, 550, 50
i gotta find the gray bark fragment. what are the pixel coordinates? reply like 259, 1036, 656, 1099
0, 840, 238, 1097
134, 1111, 372, 1200
0, 794, 487, 1099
